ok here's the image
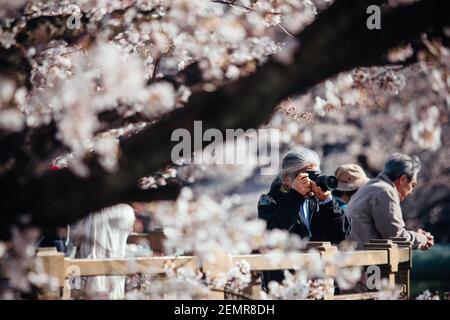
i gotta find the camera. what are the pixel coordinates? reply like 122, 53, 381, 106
306, 171, 338, 191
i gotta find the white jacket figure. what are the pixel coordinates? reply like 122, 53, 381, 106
71, 204, 135, 299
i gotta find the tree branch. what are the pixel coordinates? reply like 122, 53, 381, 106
0, 0, 448, 236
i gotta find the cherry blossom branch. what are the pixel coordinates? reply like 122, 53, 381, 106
0, 3, 162, 85
210, 287, 253, 300
0, 0, 448, 237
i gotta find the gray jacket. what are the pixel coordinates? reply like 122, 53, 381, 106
347, 172, 427, 249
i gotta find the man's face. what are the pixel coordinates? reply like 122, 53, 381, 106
284, 164, 318, 188
395, 174, 418, 201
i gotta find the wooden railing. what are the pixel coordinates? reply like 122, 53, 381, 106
36, 237, 412, 300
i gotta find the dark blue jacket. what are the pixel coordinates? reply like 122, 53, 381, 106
257, 178, 351, 290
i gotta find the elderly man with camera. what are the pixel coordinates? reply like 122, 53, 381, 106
258, 148, 351, 289
347, 153, 434, 250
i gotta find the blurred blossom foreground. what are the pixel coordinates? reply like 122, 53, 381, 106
0, 0, 449, 300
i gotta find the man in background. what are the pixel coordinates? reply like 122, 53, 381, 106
347, 153, 434, 250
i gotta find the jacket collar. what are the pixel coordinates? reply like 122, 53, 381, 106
269, 176, 301, 197
378, 171, 395, 185
377, 171, 400, 197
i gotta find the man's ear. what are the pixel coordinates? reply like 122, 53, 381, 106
395, 174, 409, 189
400, 174, 409, 185
393, 176, 403, 190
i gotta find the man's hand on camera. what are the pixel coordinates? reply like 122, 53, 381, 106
291, 173, 312, 197
310, 180, 332, 201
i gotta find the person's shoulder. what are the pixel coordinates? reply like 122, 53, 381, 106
369, 175, 395, 189
358, 177, 393, 195
258, 193, 277, 207
257, 193, 278, 219
370, 178, 398, 197
334, 197, 347, 209
258, 179, 294, 211
357, 181, 399, 208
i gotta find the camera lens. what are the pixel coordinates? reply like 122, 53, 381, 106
316, 175, 338, 191
325, 176, 338, 190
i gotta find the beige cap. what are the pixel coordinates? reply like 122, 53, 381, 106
334, 164, 369, 192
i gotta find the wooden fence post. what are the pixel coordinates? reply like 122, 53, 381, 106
364, 239, 399, 289
202, 249, 233, 299
306, 242, 337, 300
241, 271, 261, 299
36, 248, 66, 299
389, 237, 412, 298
